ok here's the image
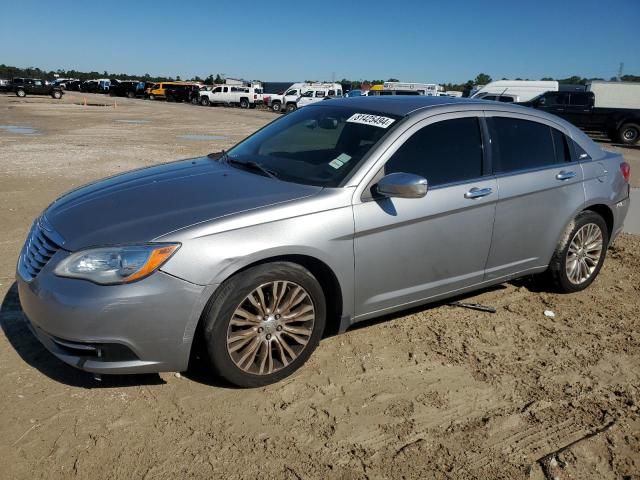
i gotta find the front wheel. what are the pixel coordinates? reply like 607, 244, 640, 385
271, 101, 281, 113
200, 97, 210, 106
239, 98, 249, 109
618, 123, 640, 145
202, 262, 326, 387
544, 211, 608, 293
16, 89, 26, 97
51, 90, 62, 99
127, 91, 136, 99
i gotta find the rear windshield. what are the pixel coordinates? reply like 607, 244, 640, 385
227, 105, 401, 187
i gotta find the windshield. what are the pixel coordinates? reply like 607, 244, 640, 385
227, 105, 401, 187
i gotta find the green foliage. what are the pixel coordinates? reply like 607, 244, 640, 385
474, 73, 492, 85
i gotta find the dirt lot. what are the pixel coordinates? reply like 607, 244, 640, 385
1, 92, 639, 480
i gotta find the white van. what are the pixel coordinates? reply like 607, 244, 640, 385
296, 83, 344, 108
587, 81, 640, 109
268, 82, 342, 112
380, 82, 441, 96
471, 80, 558, 103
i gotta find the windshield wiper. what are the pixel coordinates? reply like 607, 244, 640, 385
225, 157, 278, 179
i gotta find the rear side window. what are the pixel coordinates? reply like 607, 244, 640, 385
498, 96, 515, 103
569, 93, 589, 106
385, 117, 483, 187
489, 117, 557, 173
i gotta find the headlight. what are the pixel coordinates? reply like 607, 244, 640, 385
54, 244, 179, 285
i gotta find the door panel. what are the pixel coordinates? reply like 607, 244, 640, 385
352, 112, 496, 318
353, 179, 497, 316
484, 115, 585, 280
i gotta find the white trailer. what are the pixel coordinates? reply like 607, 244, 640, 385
471, 80, 559, 102
587, 81, 640, 109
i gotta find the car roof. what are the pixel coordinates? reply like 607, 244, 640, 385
311, 95, 489, 116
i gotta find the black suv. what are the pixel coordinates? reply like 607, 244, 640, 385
165, 84, 202, 103
12, 78, 63, 99
109, 80, 148, 98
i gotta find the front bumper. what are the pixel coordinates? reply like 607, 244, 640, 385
17, 257, 208, 374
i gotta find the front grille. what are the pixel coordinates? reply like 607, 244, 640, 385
19, 218, 62, 281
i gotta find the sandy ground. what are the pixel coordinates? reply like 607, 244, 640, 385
0, 91, 639, 480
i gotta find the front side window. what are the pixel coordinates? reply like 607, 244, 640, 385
488, 117, 557, 173
227, 106, 401, 187
542, 92, 568, 106
285, 89, 297, 96
498, 96, 515, 103
384, 117, 483, 187
300, 91, 313, 97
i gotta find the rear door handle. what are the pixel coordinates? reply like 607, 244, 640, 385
464, 187, 493, 199
556, 171, 576, 181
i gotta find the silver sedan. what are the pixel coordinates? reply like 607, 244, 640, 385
16, 96, 631, 387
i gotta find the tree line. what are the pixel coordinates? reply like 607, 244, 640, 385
1, 65, 638, 93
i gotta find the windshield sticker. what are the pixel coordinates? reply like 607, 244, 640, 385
329, 153, 352, 169
347, 113, 395, 129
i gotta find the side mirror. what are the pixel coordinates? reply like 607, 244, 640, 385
376, 172, 428, 199
537, 98, 546, 106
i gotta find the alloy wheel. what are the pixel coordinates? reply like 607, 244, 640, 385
565, 223, 603, 284
226, 281, 315, 375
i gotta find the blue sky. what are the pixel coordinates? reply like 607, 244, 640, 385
1, 0, 638, 83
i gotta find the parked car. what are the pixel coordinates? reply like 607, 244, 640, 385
0, 79, 10, 92
266, 82, 342, 112
65, 80, 83, 91
109, 80, 146, 98
80, 80, 100, 93
145, 82, 189, 100
16, 97, 630, 387
520, 81, 640, 145
165, 84, 203, 103
11, 78, 63, 99
198, 85, 259, 108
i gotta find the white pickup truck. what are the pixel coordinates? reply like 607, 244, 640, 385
199, 85, 261, 108
266, 82, 343, 113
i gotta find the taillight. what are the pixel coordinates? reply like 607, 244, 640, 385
620, 162, 630, 183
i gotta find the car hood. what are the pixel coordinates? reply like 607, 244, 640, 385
45, 157, 322, 251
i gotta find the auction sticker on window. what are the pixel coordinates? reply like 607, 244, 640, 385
347, 113, 395, 129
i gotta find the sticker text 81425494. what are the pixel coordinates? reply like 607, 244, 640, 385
346, 113, 395, 129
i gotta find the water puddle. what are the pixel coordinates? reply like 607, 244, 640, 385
0, 125, 39, 135
177, 134, 228, 141
115, 119, 150, 124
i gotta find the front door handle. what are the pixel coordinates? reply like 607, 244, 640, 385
556, 170, 577, 181
464, 187, 493, 199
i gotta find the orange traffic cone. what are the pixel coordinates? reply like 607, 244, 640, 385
83, 97, 87, 107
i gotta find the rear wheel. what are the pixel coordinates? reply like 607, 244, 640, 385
618, 123, 640, 145
239, 98, 249, 109
202, 262, 326, 387
286, 102, 297, 113
51, 90, 62, 99
544, 211, 608, 293
16, 88, 26, 97
127, 91, 136, 99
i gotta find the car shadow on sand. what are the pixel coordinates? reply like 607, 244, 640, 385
0, 282, 166, 389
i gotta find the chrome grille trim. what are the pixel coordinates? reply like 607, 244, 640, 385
18, 217, 63, 282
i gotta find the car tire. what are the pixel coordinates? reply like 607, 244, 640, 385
52, 91, 62, 99
239, 98, 249, 109
202, 261, 326, 388
286, 103, 297, 113
149, 94, 155, 100
16, 89, 26, 97
618, 123, 640, 145
200, 97, 210, 106
544, 211, 609, 293
191, 96, 199, 105
271, 102, 281, 113
127, 91, 136, 99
